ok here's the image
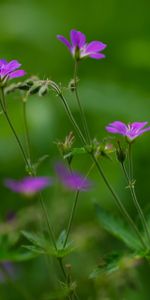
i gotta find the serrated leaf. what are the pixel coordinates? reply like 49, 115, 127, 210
95, 204, 142, 251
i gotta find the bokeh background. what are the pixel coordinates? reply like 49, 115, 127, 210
0, 0, 150, 299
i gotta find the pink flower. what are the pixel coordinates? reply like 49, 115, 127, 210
106, 121, 150, 141
57, 29, 107, 60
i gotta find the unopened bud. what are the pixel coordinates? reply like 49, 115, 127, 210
116, 141, 126, 163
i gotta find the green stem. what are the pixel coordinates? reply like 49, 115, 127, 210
121, 162, 150, 246
0, 88, 30, 170
0, 89, 58, 252
91, 153, 146, 249
56, 91, 146, 249
74, 61, 91, 144
128, 142, 133, 180
63, 191, 80, 248
59, 93, 86, 145
23, 100, 32, 163
39, 192, 57, 251
22, 97, 77, 298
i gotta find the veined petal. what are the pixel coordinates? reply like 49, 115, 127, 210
85, 41, 107, 54
8, 70, 26, 78
5, 60, 21, 72
139, 127, 150, 135
130, 122, 148, 131
89, 53, 105, 59
70, 29, 86, 48
106, 121, 127, 135
57, 35, 71, 50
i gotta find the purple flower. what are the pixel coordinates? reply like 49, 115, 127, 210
57, 29, 107, 60
55, 163, 91, 191
0, 59, 26, 84
4, 176, 52, 196
106, 121, 150, 141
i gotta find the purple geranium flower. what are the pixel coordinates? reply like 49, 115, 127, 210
55, 163, 91, 191
57, 29, 107, 60
106, 121, 150, 141
4, 176, 52, 196
0, 59, 26, 84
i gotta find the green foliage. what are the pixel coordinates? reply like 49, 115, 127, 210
95, 204, 142, 251
89, 252, 141, 279
22, 230, 75, 259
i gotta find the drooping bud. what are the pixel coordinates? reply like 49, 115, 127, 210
116, 141, 126, 163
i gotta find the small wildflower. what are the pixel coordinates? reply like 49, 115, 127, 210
4, 177, 52, 196
57, 29, 107, 61
106, 121, 150, 141
0, 59, 26, 86
55, 163, 91, 191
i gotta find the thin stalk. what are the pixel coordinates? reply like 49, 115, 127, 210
121, 162, 150, 246
74, 61, 91, 144
39, 192, 57, 251
63, 191, 80, 248
0, 88, 30, 169
0, 90, 58, 254
56, 91, 146, 249
91, 153, 146, 249
22, 100, 32, 163
22, 97, 77, 299
128, 142, 133, 180
59, 93, 86, 145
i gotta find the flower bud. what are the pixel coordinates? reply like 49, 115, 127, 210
116, 141, 126, 163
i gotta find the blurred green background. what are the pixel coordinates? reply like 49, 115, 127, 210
1, 0, 150, 299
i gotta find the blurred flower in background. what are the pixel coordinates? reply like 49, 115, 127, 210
55, 163, 91, 191
4, 176, 52, 196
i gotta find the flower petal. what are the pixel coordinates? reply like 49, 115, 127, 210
85, 41, 107, 54
89, 53, 106, 59
106, 121, 127, 135
8, 70, 26, 79
130, 122, 148, 131
70, 29, 86, 48
57, 35, 71, 50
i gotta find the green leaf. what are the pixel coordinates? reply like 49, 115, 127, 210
56, 230, 67, 249
22, 231, 48, 249
56, 231, 75, 258
22, 230, 75, 259
95, 204, 142, 251
0, 249, 38, 262
89, 252, 140, 279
